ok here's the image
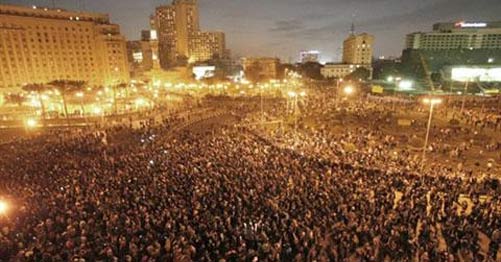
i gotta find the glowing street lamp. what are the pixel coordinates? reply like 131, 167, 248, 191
422, 97, 443, 161
0, 200, 8, 215
343, 86, 355, 96
25, 118, 38, 128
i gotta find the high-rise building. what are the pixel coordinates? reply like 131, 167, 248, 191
153, 0, 226, 68
189, 32, 226, 62
127, 41, 153, 77
406, 21, 501, 50
342, 33, 374, 65
300, 50, 320, 63
0, 4, 129, 91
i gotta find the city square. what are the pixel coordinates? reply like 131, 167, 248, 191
0, 0, 500, 261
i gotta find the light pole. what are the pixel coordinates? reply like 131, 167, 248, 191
335, 78, 343, 108
422, 97, 442, 161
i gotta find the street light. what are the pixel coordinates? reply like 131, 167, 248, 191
422, 97, 442, 161
343, 86, 355, 96
25, 118, 38, 128
0, 200, 9, 215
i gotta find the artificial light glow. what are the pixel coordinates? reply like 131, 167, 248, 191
423, 98, 443, 105
75, 92, 84, 98
25, 118, 38, 128
288, 91, 297, 98
343, 86, 355, 95
451, 67, 501, 82
92, 106, 102, 115
398, 80, 414, 90
387, 76, 394, 83
0, 200, 8, 214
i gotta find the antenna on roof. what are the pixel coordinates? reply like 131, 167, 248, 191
350, 14, 356, 35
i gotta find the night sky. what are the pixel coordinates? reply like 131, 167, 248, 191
4, 0, 501, 62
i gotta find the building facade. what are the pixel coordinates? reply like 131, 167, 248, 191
300, 50, 320, 63
406, 21, 501, 50
343, 33, 374, 65
127, 41, 153, 77
242, 57, 280, 81
0, 4, 129, 91
153, 0, 226, 68
321, 63, 372, 79
189, 31, 225, 62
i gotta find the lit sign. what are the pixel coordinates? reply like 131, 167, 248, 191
150, 30, 158, 40
451, 67, 501, 82
193, 66, 216, 80
133, 52, 143, 63
455, 22, 487, 28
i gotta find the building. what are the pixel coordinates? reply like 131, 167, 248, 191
300, 50, 320, 63
0, 4, 129, 91
189, 31, 225, 62
406, 21, 501, 50
153, 0, 226, 68
242, 57, 280, 81
343, 33, 374, 65
127, 41, 153, 77
321, 63, 372, 79
401, 21, 501, 88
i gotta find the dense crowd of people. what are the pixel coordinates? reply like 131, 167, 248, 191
0, 96, 499, 261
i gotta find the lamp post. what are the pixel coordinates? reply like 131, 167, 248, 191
335, 78, 343, 108
422, 97, 442, 161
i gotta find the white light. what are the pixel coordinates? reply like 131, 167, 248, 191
133, 52, 144, 63
488, 58, 494, 63
455, 22, 487, 28
343, 86, 354, 95
150, 30, 158, 40
451, 67, 501, 82
0, 201, 8, 214
387, 76, 394, 82
26, 118, 38, 128
193, 66, 216, 80
398, 80, 414, 90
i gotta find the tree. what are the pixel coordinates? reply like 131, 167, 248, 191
48, 80, 86, 125
22, 83, 49, 124
345, 67, 371, 81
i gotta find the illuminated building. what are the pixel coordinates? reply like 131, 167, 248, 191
153, 0, 226, 67
189, 31, 226, 62
401, 21, 501, 88
0, 4, 129, 91
321, 63, 372, 79
343, 33, 374, 65
300, 50, 320, 63
406, 21, 501, 50
242, 57, 280, 81
127, 41, 153, 77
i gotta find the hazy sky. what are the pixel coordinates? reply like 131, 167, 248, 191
5, 0, 501, 62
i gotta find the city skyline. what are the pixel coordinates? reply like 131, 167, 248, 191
4, 0, 501, 62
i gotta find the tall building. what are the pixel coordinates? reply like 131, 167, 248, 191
401, 21, 501, 87
300, 50, 320, 63
406, 21, 501, 50
127, 41, 153, 77
153, 0, 226, 68
0, 4, 129, 91
189, 31, 226, 62
342, 33, 374, 65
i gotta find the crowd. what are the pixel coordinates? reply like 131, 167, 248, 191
0, 96, 499, 262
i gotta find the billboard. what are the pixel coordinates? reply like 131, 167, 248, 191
451, 67, 501, 82
193, 66, 216, 80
